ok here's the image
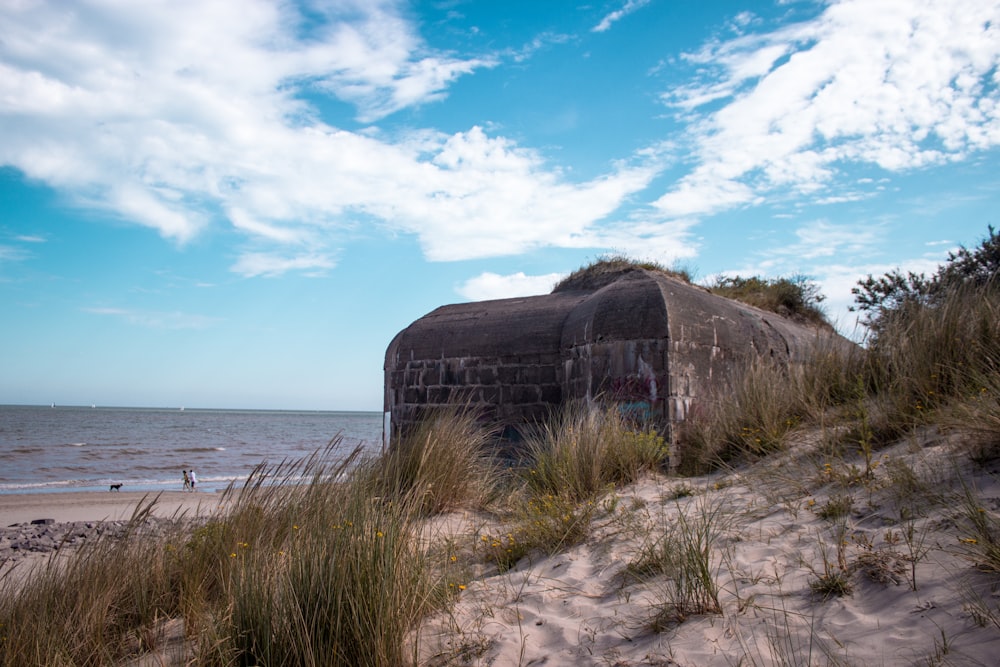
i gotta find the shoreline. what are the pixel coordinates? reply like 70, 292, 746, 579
0, 490, 227, 527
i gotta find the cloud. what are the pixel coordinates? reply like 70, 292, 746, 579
655, 0, 1000, 219
0, 0, 667, 273
768, 220, 887, 262
230, 252, 336, 278
456, 271, 565, 302
83, 307, 221, 330
0, 245, 29, 263
305, 1, 498, 122
592, 0, 652, 33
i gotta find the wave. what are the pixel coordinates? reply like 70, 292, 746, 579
3, 446, 47, 455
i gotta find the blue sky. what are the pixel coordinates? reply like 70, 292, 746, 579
1, 0, 998, 411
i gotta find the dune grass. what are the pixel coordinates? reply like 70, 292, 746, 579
0, 410, 499, 667
0, 500, 189, 665
367, 406, 501, 515
627, 494, 730, 628
522, 402, 668, 503
676, 282, 999, 476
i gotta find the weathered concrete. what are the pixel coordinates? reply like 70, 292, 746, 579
384, 268, 843, 445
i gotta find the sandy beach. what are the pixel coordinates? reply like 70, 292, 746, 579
410, 428, 1000, 666
0, 490, 226, 526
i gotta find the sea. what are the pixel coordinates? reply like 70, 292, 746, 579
0, 405, 385, 494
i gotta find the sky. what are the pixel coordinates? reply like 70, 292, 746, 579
1, 0, 999, 412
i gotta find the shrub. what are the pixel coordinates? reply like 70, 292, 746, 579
852, 225, 1000, 334
709, 274, 830, 327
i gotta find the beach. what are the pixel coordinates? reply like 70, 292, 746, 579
0, 489, 226, 526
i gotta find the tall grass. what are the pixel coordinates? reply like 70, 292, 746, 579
0, 500, 187, 665
674, 283, 1000, 475
862, 282, 1000, 437
368, 406, 500, 515
947, 359, 1000, 461
675, 355, 808, 475
219, 455, 437, 666
523, 402, 668, 502
0, 412, 500, 667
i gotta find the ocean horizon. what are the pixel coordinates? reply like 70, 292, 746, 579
0, 405, 385, 495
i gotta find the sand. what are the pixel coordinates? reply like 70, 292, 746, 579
0, 490, 226, 527
0, 490, 228, 597
412, 428, 1000, 666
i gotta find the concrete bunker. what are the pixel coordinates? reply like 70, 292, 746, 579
384, 267, 840, 447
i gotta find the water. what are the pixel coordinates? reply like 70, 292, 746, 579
0, 405, 385, 494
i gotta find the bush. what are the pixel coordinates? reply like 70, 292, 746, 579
709, 274, 830, 327
852, 225, 1000, 334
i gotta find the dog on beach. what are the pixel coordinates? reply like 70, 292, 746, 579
109, 483, 122, 492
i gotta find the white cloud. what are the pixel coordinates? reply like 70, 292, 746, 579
656, 0, 1000, 219
456, 272, 565, 302
778, 220, 886, 261
230, 252, 336, 278
593, 0, 652, 33
0, 0, 666, 274
305, 1, 498, 122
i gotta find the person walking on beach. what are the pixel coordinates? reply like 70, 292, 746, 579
189, 469, 197, 491
182, 470, 191, 491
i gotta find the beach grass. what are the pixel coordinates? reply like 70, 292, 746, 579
0, 412, 496, 667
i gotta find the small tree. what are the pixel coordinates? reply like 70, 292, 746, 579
851, 225, 1000, 335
